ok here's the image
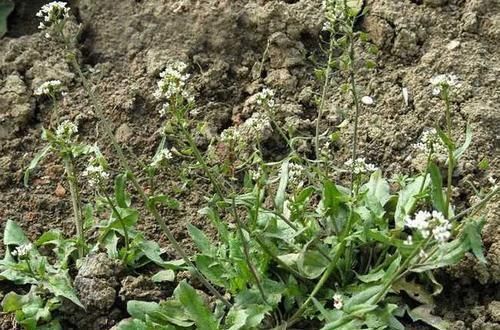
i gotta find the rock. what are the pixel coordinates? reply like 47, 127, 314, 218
0, 74, 33, 140
488, 301, 500, 322
264, 68, 297, 92
423, 0, 448, 7
363, 16, 394, 49
115, 123, 133, 143
74, 253, 123, 311
392, 28, 419, 60
268, 32, 305, 69
119, 275, 162, 301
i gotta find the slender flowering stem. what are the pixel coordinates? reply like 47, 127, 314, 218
443, 88, 453, 217
63, 155, 84, 258
67, 54, 231, 308
315, 36, 336, 166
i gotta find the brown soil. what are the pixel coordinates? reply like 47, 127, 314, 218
0, 0, 499, 329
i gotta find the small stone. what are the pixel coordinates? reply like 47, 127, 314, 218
115, 123, 132, 143
54, 183, 66, 197
361, 96, 374, 105
488, 301, 500, 322
446, 40, 461, 50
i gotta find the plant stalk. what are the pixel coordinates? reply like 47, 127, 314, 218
63, 155, 84, 258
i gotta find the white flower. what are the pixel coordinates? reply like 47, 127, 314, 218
150, 148, 173, 168
159, 103, 170, 117
404, 235, 413, 245
220, 127, 242, 144
243, 112, 272, 137
155, 61, 191, 101
34, 80, 63, 96
12, 243, 33, 258
36, 2, 70, 31
82, 156, 109, 188
361, 96, 374, 105
333, 294, 343, 310
322, 21, 332, 31
55, 120, 78, 139
404, 210, 431, 231
430, 74, 459, 96
344, 157, 378, 174
412, 128, 447, 156
255, 88, 276, 108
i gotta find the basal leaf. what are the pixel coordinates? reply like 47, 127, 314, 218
115, 173, 131, 208
44, 273, 84, 309
408, 305, 451, 330
0, 0, 15, 38
152, 270, 175, 283
188, 224, 215, 256
4, 220, 30, 246
463, 218, 487, 264
394, 176, 428, 229
174, 281, 218, 330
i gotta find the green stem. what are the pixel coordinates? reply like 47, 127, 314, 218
68, 55, 231, 308
100, 185, 130, 262
347, 32, 361, 195
444, 90, 453, 218
63, 155, 84, 258
231, 197, 268, 305
315, 37, 336, 165
418, 151, 433, 194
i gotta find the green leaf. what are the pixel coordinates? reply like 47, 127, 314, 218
356, 269, 385, 283
346, 0, 363, 16
138, 238, 166, 266
195, 255, 227, 288
453, 124, 472, 162
24, 145, 51, 187
463, 218, 487, 264
4, 220, 30, 246
152, 270, 175, 283
175, 281, 218, 330
344, 284, 384, 313
363, 170, 391, 217
275, 160, 289, 213
44, 273, 84, 309
408, 305, 451, 330
148, 195, 180, 210
125, 300, 189, 328
395, 176, 428, 229
297, 249, 329, 279
0, 0, 14, 39
115, 173, 131, 208
393, 278, 434, 305
188, 225, 215, 256
429, 163, 446, 214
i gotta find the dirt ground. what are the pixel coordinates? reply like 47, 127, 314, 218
0, 0, 499, 329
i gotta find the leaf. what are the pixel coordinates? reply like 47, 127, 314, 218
356, 269, 385, 283
344, 284, 384, 313
152, 270, 175, 283
393, 278, 434, 305
275, 160, 289, 213
297, 249, 329, 279
195, 255, 227, 288
463, 218, 487, 264
188, 225, 215, 256
453, 124, 472, 162
408, 305, 452, 330
363, 170, 391, 217
44, 273, 84, 309
138, 239, 166, 266
115, 174, 131, 208
4, 220, 30, 246
148, 195, 180, 210
394, 176, 428, 229
174, 281, 218, 330
0, 0, 14, 38
24, 145, 51, 187
125, 300, 190, 328
346, 0, 363, 16
429, 163, 446, 214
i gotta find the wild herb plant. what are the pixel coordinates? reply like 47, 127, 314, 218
0, 220, 83, 329
4, 1, 499, 329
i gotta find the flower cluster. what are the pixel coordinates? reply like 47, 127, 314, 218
287, 162, 306, 187
413, 128, 447, 156
55, 120, 78, 140
83, 149, 109, 188
220, 127, 242, 145
36, 1, 70, 35
150, 148, 173, 168
344, 157, 378, 174
241, 112, 272, 139
11, 243, 33, 258
430, 74, 459, 96
404, 210, 452, 244
34, 80, 63, 96
154, 61, 192, 105
255, 88, 276, 108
